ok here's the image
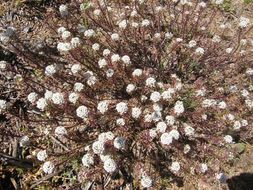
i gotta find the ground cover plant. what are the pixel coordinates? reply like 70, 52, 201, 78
0, 0, 253, 189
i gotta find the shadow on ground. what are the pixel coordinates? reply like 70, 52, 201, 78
227, 173, 253, 190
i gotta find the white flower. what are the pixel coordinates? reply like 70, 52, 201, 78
37, 150, 48, 161
154, 33, 161, 39
44, 90, 53, 100
98, 132, 115, 142
241, 119, 248, 127
121, 55, 131, 65
188, 40, 197, 48
215, 0, 223, 5
76, 105, 89, 119
61, 30, 71, 40
224, 135, 233, 143
155, 6, 163, 12
165, 32, 173, 39
45, 65, 56, 76
114, 137, 126, 150
160, 133, 173, 145
149, 128, 157, 138
71, 37, 81, 48
174, 101, 184, 115
92, 141, 105, 154
116, 118, 125, 126
212, 35, 221, 43
87, 76, 97, 86
0, 61, 7, 70
55, 126, 67, 137
116, 102, 128, 115
57, 26, 66, 34
241, 89, 249, 97
196, 88, 206, 97
216, 173, 227, 183
132, 69, 143, 77
57, 42, 72, 52
0, 27, 15, 42
142, 19, 150, 27
131, 107, 142, 119
103, 49, 111, 56
226, 47, 233, 54
152, 111, 162, 122
100, 154, 111, 162
131, 22, 139, 28
118, 20, 127, 29
184, 124, 195, 136
246, 68, 253, 76
200, 163, 208, 173
141, 175, 153, 188
145, 77, 156, 87
240, 39, 247, 46
42, 161, 55, 174
202, 99, 217, 108
169, 129, 180, 140
0, 100, 7, 113
245, 99, 253, 109
111, 33, 119, 41
36, 98, 47, 111
170, 161, 180, 172
52, 92, 64, 105
176, 38, 183, 42
126, 84, 135, 94
92, 43, 100, 51
184, 144, 191, 154
165, 115, 175, 126
156, 122, 167, 133
84, 29, 95, 37
111, 54, 121, 62
202, 114, 207, 120
199, 2, 206, 7
74, 82, 84, 92
195, 47, 205, 54
68, 92, 79, 104
233, 120, 241, 130
27, 92, 38, 103
218, 101, 227, 109
144, 114, 153, 123
19, 136, 29, 147
162, 88, 175, 100
93, 9, 101, 16
71, 64, 81, 74
130, 10, 137, 17
150, 91, 161, 103
226, 114, 235, 121
82, 153, 94, 167
239, 17, 250, 28
141, 95, 148, 102
106, 69, 114, 77
103, 158, 117, 173
153, 103, 163, 112
59, 4, 68, 17
97, 101, 109, 114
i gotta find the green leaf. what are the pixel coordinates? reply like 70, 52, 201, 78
244, 0, 253, 4
235, 143, 246, 154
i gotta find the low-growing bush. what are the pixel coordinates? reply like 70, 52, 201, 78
1, 0, 253, 189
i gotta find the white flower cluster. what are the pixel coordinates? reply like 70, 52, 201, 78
0, 100, 7, 113
42, 161, 55, 174
37, 150, 48, 161
0, 27, 15, 44
0, 60, 7, 70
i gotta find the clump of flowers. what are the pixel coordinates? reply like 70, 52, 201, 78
2, 0, 253, 189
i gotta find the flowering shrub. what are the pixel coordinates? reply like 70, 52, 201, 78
1, 0, 253, 189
